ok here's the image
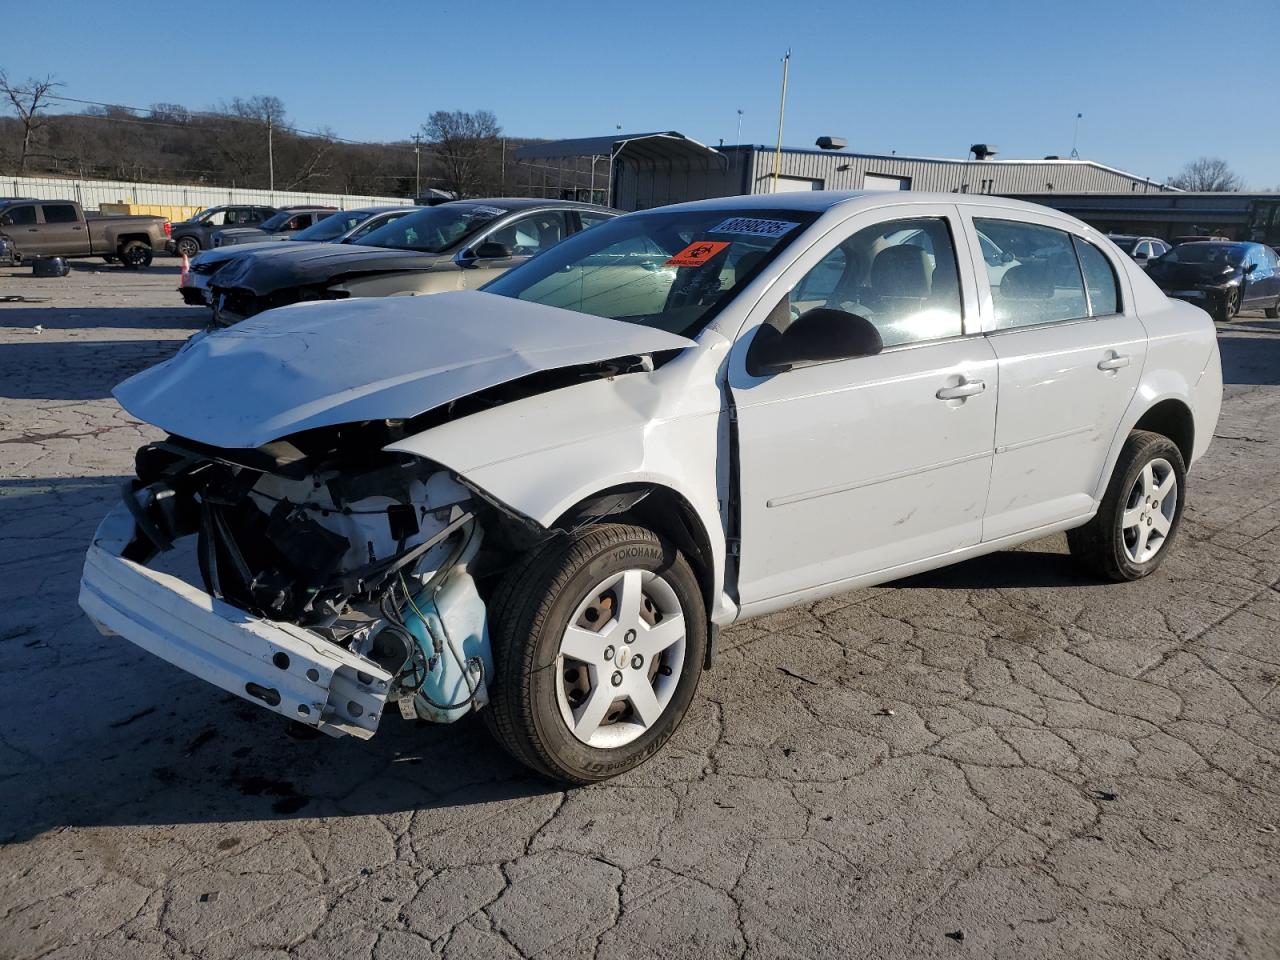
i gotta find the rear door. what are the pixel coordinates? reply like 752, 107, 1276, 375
1243, 244, 1280, 307
39, 203, 90, 257
960, 207, 1146, 540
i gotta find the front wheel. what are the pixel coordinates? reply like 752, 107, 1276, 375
1215, 287, 1240, 323
1067, 430, 1187, 582
485, 523, 706, 784
118, 241, 153, 269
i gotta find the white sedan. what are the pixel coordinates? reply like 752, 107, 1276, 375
81, 192, 1221, 783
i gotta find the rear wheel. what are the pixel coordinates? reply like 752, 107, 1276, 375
176, 236, 200, 259
1067, 431, 1186, 582
119, 241, 153, 269
1214, 287, 1240, 323
485, 523, 706, 784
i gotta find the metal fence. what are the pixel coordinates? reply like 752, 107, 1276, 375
0, 175, 411, 212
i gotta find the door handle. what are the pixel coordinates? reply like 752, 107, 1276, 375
936, 378, 986, 401
1097, 353, 1130, 371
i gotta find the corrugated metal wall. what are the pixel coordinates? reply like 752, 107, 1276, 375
607, 148, 1169, 209
0, 175, 409, 212
743, 148, 1164, 196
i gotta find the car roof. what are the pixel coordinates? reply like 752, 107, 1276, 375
344, 205, 415, 215
643, 190, 1073, 217
448, 197, 618, 212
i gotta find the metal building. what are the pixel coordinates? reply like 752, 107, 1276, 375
516, 132, 1172, 211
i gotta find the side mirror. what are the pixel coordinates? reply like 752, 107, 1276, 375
1243, 263, 1257, 275
1000, 251, 1015, 264
474, 240, 514, 260
747, 308, 883, 376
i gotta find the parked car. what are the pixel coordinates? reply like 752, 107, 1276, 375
170, 205, 278, 259
1171, 235, 1231, 246
0, 199, 169, 268
1107, 234, 1170, 267
203, 198, 618, 325
1147, 241, 1280, 321
179, 206, 414, 306
80, 192, 1222, 783
211, 207, 337, 248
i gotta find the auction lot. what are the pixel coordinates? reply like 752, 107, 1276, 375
0, 263, 1277, 959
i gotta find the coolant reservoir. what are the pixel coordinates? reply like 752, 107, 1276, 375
401, 564, 493, 723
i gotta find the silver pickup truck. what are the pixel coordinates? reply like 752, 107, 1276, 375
0, 198, 170, 268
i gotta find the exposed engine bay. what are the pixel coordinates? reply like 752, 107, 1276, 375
117, 420, 533, 726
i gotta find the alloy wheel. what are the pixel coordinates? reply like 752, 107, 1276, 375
555, 569, 686, 749
1121, 457, 1177, 564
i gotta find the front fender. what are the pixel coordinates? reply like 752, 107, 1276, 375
385, 369, 735, 623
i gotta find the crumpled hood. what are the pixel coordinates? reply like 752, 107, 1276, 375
191, 241, 327, 273
113, 290, 693, 449
212, 244, 445, 294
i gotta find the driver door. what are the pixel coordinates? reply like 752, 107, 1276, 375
457, 210, 569, 289
728, 205, 999, 607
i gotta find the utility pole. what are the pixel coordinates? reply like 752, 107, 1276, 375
1070, 112, 1082, 159
771, 50, 791, 193
735, 109, 744, 148
268, 115, 275, 195
411, 132, 423, 197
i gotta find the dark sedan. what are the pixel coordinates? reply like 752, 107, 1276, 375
1147, 241, 1280, 322
204, 198, 618, 325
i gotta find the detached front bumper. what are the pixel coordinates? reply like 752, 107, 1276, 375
79, 504, 393, 739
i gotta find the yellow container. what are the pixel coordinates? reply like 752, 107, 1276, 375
99, 202, 203, 222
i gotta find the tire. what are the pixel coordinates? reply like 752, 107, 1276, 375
1266, 297, 1280, 320
1214, 287, 1240, 323
1067, 430, 1187, 582
176, 236, 200, 259
485, 523, 706, 784
119, 241, 153, 269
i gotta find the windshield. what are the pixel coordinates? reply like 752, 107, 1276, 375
482, 208, 816, 337
290, 211, 365, 242
1158, 243, 1244, 266
354, 202, 510, 253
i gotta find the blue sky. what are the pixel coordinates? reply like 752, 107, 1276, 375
3, 0, 1270, 187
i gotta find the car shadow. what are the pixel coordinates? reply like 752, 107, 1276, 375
0, 305, 203, 331
0, 476, 559, 844
0, 338, 189, 399
888, 541, 1102, 590
1218, 327, 1280, 387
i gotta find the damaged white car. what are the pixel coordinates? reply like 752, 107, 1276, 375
81, 192, 1222, 783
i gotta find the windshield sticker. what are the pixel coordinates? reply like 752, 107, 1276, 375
666, 240, 731, 267
469, 205, 508, 218
708, 217, 799, 239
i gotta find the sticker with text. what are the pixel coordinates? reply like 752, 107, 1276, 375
707, 217, 799, 239
665, 240, 731, 267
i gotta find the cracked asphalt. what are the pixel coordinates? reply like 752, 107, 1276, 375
1, 262, 1278, 960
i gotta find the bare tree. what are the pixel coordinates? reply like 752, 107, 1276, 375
0, 71, 63, 173
1168, 157, 1243, 192
422, 109, 501, 198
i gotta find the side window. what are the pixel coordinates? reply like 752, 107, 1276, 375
780, 216, 964, 348
286, 215, 307, 230
1153, 241, 1170, 258
578, 212, 613, 231
486, 211, 568, 256
203, 209, 229, 226
41, 204, 79, 224
1073, 237, 1121, 316
974, 218, 1088, 329
1, 205, 37, 226
1135, 241, 1152, 259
